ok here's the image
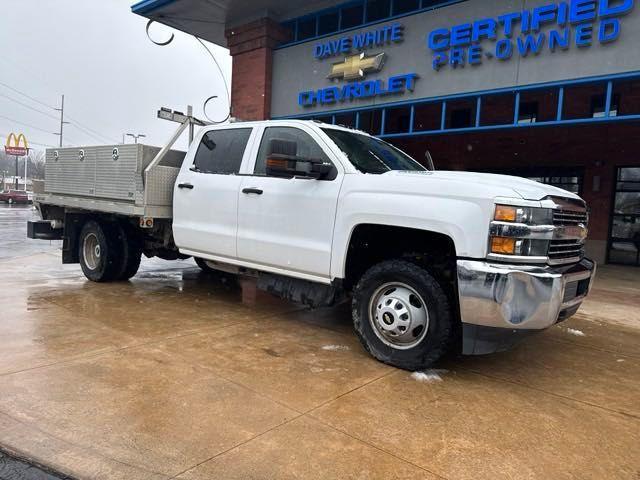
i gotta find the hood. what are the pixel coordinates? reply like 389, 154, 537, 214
391, 170, 582, 201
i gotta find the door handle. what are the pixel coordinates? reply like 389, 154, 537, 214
242, 188, 263, 195
178, 183, 194, 189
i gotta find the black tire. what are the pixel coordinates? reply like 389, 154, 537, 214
194, 258, 238, 287
78, 220, 123, 282
113, 222, 142, 281
352, 259, 453, 371
195, 257, 217, 273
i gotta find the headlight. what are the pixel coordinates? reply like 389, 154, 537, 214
489, 204, 554, 260
493, 205, 553, 225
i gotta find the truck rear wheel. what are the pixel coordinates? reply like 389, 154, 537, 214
79, 220, 122, 282
114, 222, 142, 281
352, 259, 453, 371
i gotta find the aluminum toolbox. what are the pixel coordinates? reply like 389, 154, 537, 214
40, 144, 185, 218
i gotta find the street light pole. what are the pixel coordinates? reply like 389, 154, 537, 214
54, 94, 70, 147
126, 133, 146, 144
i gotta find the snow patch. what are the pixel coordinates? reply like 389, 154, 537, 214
566, 328, 586, 337
411, 369, 448, 383
321, 344, 350, 351
617, 359, 625, 363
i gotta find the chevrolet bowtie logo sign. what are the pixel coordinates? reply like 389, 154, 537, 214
327, 52, 386, 81
5, 132, 28, 157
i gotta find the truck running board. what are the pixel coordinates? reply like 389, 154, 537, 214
257, 274, 343, 308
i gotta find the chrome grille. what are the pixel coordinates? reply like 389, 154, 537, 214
548, 239, 584, 262
553, 209, 588, 226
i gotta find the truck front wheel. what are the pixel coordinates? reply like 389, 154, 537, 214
352, 260, 453, 371
79, 220, 122, 282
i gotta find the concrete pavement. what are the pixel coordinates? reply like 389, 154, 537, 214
0, 204, 639, 479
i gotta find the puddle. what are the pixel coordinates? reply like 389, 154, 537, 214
0, 449, 72, 479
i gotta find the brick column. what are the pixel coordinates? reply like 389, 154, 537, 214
225, 19, 289, 121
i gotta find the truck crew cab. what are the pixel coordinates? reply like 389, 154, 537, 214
29, 119, 596, 370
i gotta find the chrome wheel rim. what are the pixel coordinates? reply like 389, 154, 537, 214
368, 282, 429, 350
83, 233, 101, 270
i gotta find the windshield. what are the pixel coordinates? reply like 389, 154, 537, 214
322, 128, 427, 174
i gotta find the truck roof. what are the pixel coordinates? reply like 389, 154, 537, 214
210, 118, 372, 137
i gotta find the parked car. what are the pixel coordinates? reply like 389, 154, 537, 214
28, 120, 595, 370
0, 190, 30, 204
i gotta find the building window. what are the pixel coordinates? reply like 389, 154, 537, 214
519, 89, 559, 122
335, 112, 356, 128
297, 16, 316, 40
450, 108, 472, 129
359, 110, 383, 135
392, 0, 420, 15
340, 3, 365, 29
613, 80, 640, 116
528, 175, 582, 194
413, 103, 442, 131
518, 102, 538, 124
318, 10, 339, 35
313, 116, 333, 124
281, 21, 295, 44
366, 0, 392, 22
591, 94, 620, 118
385, 107, 411, 134
608, 167, 640, 266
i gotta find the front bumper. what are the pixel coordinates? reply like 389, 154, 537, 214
457, 258, 596, 355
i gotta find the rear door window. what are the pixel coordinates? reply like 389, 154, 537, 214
192, 128, 252, 174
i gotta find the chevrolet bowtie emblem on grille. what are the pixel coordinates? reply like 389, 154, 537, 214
327, 52, 386, 81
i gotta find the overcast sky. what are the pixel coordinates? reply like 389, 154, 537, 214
0, 0, 231, 152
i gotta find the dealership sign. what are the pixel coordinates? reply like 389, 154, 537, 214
428, 0, 635, 71
4, 132, 28, 156
299, 23, 418, 107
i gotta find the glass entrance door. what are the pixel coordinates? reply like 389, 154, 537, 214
608, 167, 640, 266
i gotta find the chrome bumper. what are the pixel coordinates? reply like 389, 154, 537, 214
457, 258, 596, 331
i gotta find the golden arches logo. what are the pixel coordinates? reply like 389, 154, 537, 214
5, 132, 29, 156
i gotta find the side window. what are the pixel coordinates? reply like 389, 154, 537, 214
192, 128, 252, 174
254, 127, 332, 176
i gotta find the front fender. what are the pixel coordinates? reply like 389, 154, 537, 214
330, 190, 494, 279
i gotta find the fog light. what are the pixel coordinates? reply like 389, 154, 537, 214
491, 236, 516, 255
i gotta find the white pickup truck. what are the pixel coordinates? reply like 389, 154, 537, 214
29, 118, 595, 370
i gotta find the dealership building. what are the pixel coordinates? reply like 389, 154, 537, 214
133, 0, 640, 266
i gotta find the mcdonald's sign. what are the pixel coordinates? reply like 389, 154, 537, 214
5, 132, 29, 156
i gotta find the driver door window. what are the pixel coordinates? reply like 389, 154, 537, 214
254, 126, 332, 177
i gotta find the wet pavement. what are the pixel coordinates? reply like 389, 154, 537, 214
0, 203, 639, 479
0, 449, 71, 480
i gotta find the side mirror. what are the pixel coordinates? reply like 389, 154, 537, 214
266, 138, 333, 179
